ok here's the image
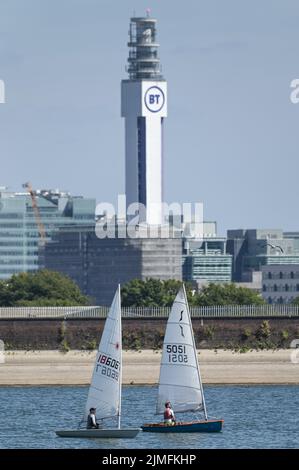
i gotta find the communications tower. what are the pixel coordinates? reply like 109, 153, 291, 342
121, 13, 167, 225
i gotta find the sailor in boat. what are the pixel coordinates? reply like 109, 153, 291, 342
87, 407, 100, 429
164, 401, 175, 425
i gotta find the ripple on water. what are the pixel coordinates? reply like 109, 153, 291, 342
0, 385, 298, 449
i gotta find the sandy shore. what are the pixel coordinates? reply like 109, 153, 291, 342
0, 350, 298, 386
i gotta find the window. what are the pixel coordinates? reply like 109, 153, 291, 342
291, 272, 294, 279
268, 297, 272, 304
285, 284, 289, 292
263, 284, 267, 292
268, 272, 272, 279
274, 284, 278, 292
279, 272, 283, 279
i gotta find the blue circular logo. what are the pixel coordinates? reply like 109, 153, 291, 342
144, 86, 165, 113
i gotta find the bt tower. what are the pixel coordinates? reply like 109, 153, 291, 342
121, 13, 167, 226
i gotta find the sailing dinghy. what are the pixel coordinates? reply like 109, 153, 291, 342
142, 285, 223, 433
56, 286, 140, 439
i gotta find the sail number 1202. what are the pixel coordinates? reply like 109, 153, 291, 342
166, 344, 188, 363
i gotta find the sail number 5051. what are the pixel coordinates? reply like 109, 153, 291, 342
166, 344, 188, 363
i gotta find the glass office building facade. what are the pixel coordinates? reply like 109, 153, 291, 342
0, 187, 95, 280
183, 238, 232, 284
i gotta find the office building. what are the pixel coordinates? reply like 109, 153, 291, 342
43, 225, 182, 305
0, 186, 95, 279
227, 229, 299, 282
183, 226, 232, 284
262, 264, 299, 304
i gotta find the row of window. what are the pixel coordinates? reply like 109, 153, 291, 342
263, 284, 299, 292
267, 297, 297, 304
266, 271, 298, 280
0, 241, 37, 247
0, 214, 24, 219
0, 258, 38, 265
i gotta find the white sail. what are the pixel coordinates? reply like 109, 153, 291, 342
84, 286, 122, 423
156, 285, 204, 414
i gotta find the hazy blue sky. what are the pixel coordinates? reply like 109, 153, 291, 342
0, 0, 298, 234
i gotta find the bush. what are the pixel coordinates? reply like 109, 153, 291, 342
256, 320, 271, 339
123, 331, 143, 350
84, 339, 97, 350
203, 326, 215, 339
280, 330, 289, 341
241, 328, 252, 340
59, 339, 70, 353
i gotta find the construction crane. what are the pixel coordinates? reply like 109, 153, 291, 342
23, 182, 46, 246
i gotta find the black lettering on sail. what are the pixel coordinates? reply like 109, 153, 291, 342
179, 310, 184, 322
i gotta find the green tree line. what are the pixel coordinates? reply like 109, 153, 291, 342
0, 270, 90, 307
121, 278, 266, 307
1, 272, 297, 307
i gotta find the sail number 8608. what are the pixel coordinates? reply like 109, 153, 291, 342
96, 354, 120, 381
97, 354, 119, 369
166, 344, 188, 363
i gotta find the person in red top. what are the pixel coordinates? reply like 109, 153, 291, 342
164, 401, 175, 425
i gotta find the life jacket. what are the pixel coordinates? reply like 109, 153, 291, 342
164, 408, 172, 419
87, 414, 95, 428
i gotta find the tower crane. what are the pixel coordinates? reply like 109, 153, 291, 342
23, 182, 46, 246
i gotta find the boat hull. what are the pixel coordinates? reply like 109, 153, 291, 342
141, 419, 223, 433
55, 428, 140, 439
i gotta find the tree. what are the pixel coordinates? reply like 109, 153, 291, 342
0, 281, 12, 306
121, 278, 196, 307
121, 279, 265, 307
0, 270, 90, 307
195, 283, 265, 306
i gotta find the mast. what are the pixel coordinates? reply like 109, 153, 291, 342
117, 284, 122, 429
183, 284, 208, 420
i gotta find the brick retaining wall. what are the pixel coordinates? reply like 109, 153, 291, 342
1, 317, 299, 350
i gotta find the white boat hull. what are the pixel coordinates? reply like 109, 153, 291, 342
55, 428, 140, 439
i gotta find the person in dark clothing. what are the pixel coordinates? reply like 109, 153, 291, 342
87, 407, 99, 429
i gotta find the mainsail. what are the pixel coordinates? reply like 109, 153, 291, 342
156, 285, 204, 414
84, 286, 122, 424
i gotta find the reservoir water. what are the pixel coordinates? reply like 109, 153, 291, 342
0, 385, 298, 449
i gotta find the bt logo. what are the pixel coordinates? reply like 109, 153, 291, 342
144, 86, 165, 112
149, 94, 160, 104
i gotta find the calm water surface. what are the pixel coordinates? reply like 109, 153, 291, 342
0, 385, 298, 449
